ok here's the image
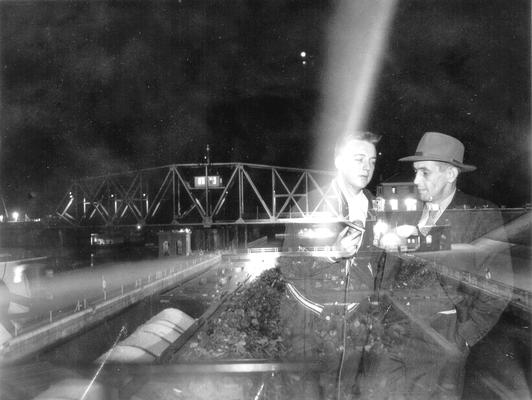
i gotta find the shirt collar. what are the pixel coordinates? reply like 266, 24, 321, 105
333, 177, 368, 225
427, 188, 456, 212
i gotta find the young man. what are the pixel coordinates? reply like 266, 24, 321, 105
278, 131, 385, 399
282, 130, 381, 254
331, 130, 381, 255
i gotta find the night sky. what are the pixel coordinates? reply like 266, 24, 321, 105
0, 0, 529, 218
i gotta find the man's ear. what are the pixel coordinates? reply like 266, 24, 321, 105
447, 166, 459, 183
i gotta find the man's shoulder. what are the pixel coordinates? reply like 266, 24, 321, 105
445, 190, 504, 243
449, 190, 498, 210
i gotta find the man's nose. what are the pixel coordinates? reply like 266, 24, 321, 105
362, 160, 370, 170
413, 173, 422, 185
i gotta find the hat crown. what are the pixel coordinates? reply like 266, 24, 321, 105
415, 132, 465, 163
398, 131, 476, 171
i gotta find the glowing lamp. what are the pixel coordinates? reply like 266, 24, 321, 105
373, 219, 389, 239
380, 232, 403, 251
395, 224, 418, 238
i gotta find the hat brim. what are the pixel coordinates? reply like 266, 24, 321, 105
398, 155, 477, 172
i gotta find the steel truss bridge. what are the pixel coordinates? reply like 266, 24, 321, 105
56, 163, 341, 227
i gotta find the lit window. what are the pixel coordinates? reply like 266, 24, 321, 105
404, 198, 417, 211
372, 198, 385, 212
13, 266, 25, 283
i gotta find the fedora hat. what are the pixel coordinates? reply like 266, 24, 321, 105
399, 132, 476, 172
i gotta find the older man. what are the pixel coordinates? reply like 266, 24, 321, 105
366, 132, 512, 400
400, 131, 503, 244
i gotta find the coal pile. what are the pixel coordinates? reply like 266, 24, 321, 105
175, 259, 415, 363
177, 267, 288, 360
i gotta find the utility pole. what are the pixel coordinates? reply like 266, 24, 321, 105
204, 144, 211, 226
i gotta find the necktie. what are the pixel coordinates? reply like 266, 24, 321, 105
420, 210, 439, 236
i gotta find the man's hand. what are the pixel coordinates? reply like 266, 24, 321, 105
335, 225, 363, 258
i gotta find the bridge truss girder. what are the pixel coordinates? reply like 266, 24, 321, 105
56, 163, 341, 227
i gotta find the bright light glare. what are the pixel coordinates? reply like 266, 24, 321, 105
396, 224, 418, 238
373, 219, 389, 237
12, 211, 19, 222
242, 253, 279, 279
300, 51, 306, 58
298, 227, 335, 239
389, 199, 399, 211
380, 232, 402, 251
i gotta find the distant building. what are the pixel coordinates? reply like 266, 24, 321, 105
376, 174, 421, 213
157, 230, 192, 257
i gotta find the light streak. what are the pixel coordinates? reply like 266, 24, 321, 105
313, 0, 398, 168
80, 325, 126, 400
254, 382, 265, 400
